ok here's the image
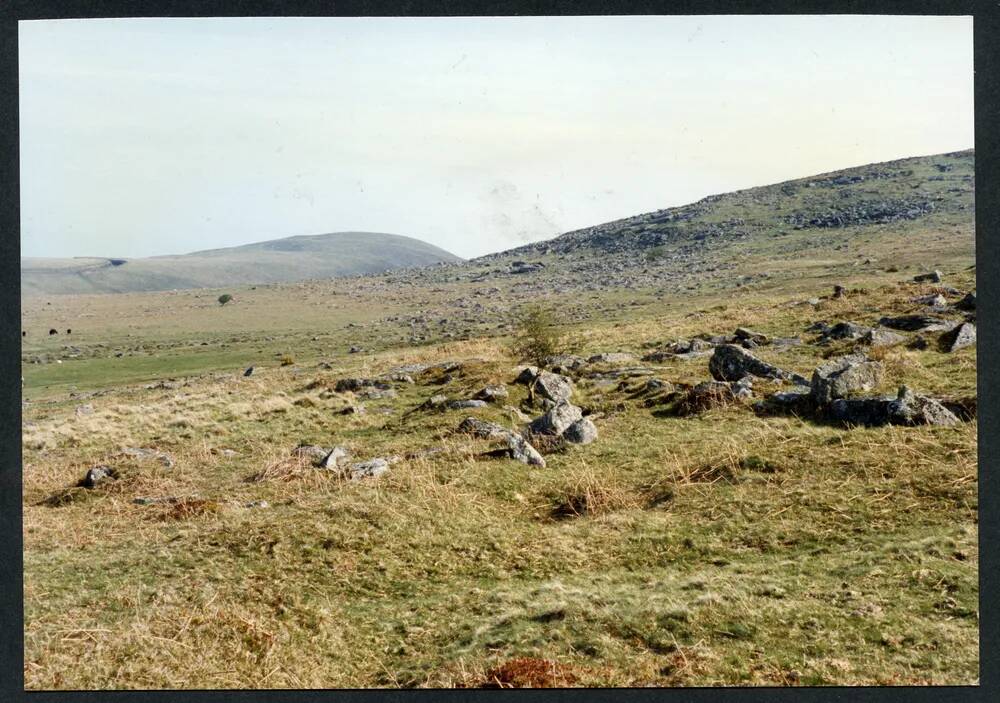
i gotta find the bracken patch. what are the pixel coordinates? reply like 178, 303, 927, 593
481, 657, 579, 688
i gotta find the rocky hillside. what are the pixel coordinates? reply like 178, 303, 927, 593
21, 232, 463, 296
435, 149, 973, 298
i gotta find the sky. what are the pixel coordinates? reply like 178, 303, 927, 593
19, 15, 974, 260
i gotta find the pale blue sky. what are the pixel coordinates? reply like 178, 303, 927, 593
19, 15, 973, 259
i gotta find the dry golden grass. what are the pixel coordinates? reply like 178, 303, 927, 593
21, 256, 978, 689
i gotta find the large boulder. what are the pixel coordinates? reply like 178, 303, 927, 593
888, 386, 960, 426
939, 322, 976, 352
531, 370, 574, 403
829, 386, 960, 427
709, 344, 806, 385
811, 354, 884, 404
563, 418, 598, 445
529, 401, 584, 436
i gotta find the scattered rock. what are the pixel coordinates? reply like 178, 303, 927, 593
888, 386, 960, 426
121, 447, 174, 468
709, 344, 807, 385
360, 387, 397, 400
916, 293, 948, 307
334, 377, 391, 393
474, 385, 510, 402
75, 404, 94, 416
501, 433, 547, 466
820, 321, 872, 342
345, 458, 390, 481
243, 366, 254, 377
529, 401, 584, 436
913, 270, 943, 283
542, 354, 588, 373
858, 327, 905, 348
530, 370, 574, 403
832, 284, 847, 298
447, 399, 488, 409
513, 366, 540, 385
458, 417, 511, 440
878, 314, 954, 332
292, 444, 328, 461
318, 446, 350, 469
458, 417, 545, 466
563, 418, 598, 444
587, 352, 637, 364
734, 327, 769, 346
80, 465, 117, 489
811, 354, 884, 404
955, 291, 976, 311
829, 386, 960, 427
939, 322, 976, 352
754, 390, 814, 416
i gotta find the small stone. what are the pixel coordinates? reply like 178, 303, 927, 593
913, 270, 943, 283
292, 444, 328, 461
955, 291, 976, 311
318, 446, 349, 469
80, 465, 116, 488
587, 352, 637, 364
446, 399, 488, 409
345, 458, 390, 480
859, 327, 905, 348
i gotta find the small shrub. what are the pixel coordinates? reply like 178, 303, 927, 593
646, 245, 668, 262
280, 354, 295, 366
511, 304, 566, 365
218, 294, 233, 306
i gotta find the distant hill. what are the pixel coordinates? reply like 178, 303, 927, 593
21, 232, 463, 295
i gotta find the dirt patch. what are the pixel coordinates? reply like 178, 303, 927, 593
482, 657, 579, 688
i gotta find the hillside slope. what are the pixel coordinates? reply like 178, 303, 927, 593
21, 232, 463, 296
